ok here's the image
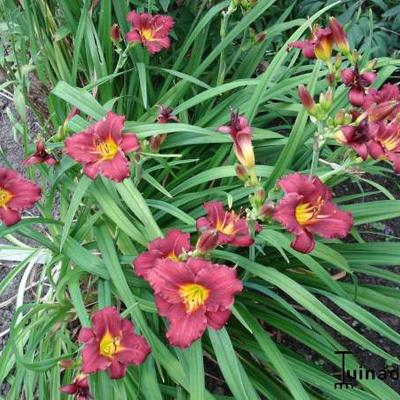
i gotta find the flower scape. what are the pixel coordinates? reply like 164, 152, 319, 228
1, 2, 400, 399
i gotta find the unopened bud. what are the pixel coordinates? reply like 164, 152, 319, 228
320, 88, 333, 112
196, 231, 219, 253
255, 32, 266, 43
235, 164, 249, 182
149, 134, 167, 153
110, 24, 121, 44
259, 201, 274, 219
298, 85, 316, 114
59, 359, 75, 369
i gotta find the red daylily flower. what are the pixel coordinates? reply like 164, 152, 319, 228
0, 168, 41, 226
218, 111, 255, 170
288, 25, 333, 61
272, 173, 353, 253
126, 12, 174, 54
65, 112, 140, 182
133, 230, 192, 280
78, 307, 151, 379
363, 83, 400, 122
341, 67, 376, 107
59, 374, 92, 400
337, 120, 373, 160
23, 140, 57, 167
148, 258, 243, 348
368, 122, 400, 173
196, 201, 254, 247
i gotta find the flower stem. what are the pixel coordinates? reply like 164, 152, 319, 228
310, 121, 323, 177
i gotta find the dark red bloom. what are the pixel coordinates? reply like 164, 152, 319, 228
0, 168, 41, 226
341, 67, 376, 107
133, 230, 192, 280
272, 173, 353, 253
148, 258, 242, 348
336, 120, 373, 160
65, 112, 140, 182
23, 140, 57, 167
288, 25, 333, 61
59, 374, 92, 400
363, 83, 400, 122
78, 307, 151, 379
156, 106, 179, 124
126, 12, 174, 54
368, 122, 400, 173
218, 111, 255, 169
196, 201, 254, 247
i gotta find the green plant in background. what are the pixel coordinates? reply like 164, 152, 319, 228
0, 0, 399, 399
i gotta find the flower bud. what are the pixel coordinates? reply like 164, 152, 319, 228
329, 17, 349, 55
235, 163, 249, 182
320, 88, 333, 112
110, 24, 121, 44
368, 101, 398, 123
255, 32, 266, 43
59, 359, 75, 369
258, 201, 274, 219
298, 85, 316, 114
196, 230, 219, 253
149, 134, 167, 153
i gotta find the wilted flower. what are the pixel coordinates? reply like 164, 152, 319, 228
336, 120, 372, 160
126, 12, 174, 54
363, 83, 400, 122
218, 111, 255, 170
341, 67, 376, 107
196, 201, 254, 247
78, 307, 151, 379
23, 140, 57, 167
272, 173, 352, 253
329, 17, 350, 54
150, 106, 179, 152
133, 230, 192, 280
288, 25, 333, 61
65, 112, 140, 182
0, 168, 41, 226
368, 122, 400, 173
59, 374, 92, 400
148, 258, 242, 348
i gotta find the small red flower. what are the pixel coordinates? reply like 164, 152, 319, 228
288, 25, 333, 61
341, 67, 376, 107
368, 122, 400, 173
218, 111, 255, 170
65, 112, 140, 182
133, 230, 192, 280
126, 12, 174, 54
272, 173, 352, 253
196, 201, 254, 247
148, 258, 243, 348
337, 120, 373, 160
0, 168, 41, 226
78, 307, 151, 379
23, 140, 57, 167
59, 374, 92, 400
